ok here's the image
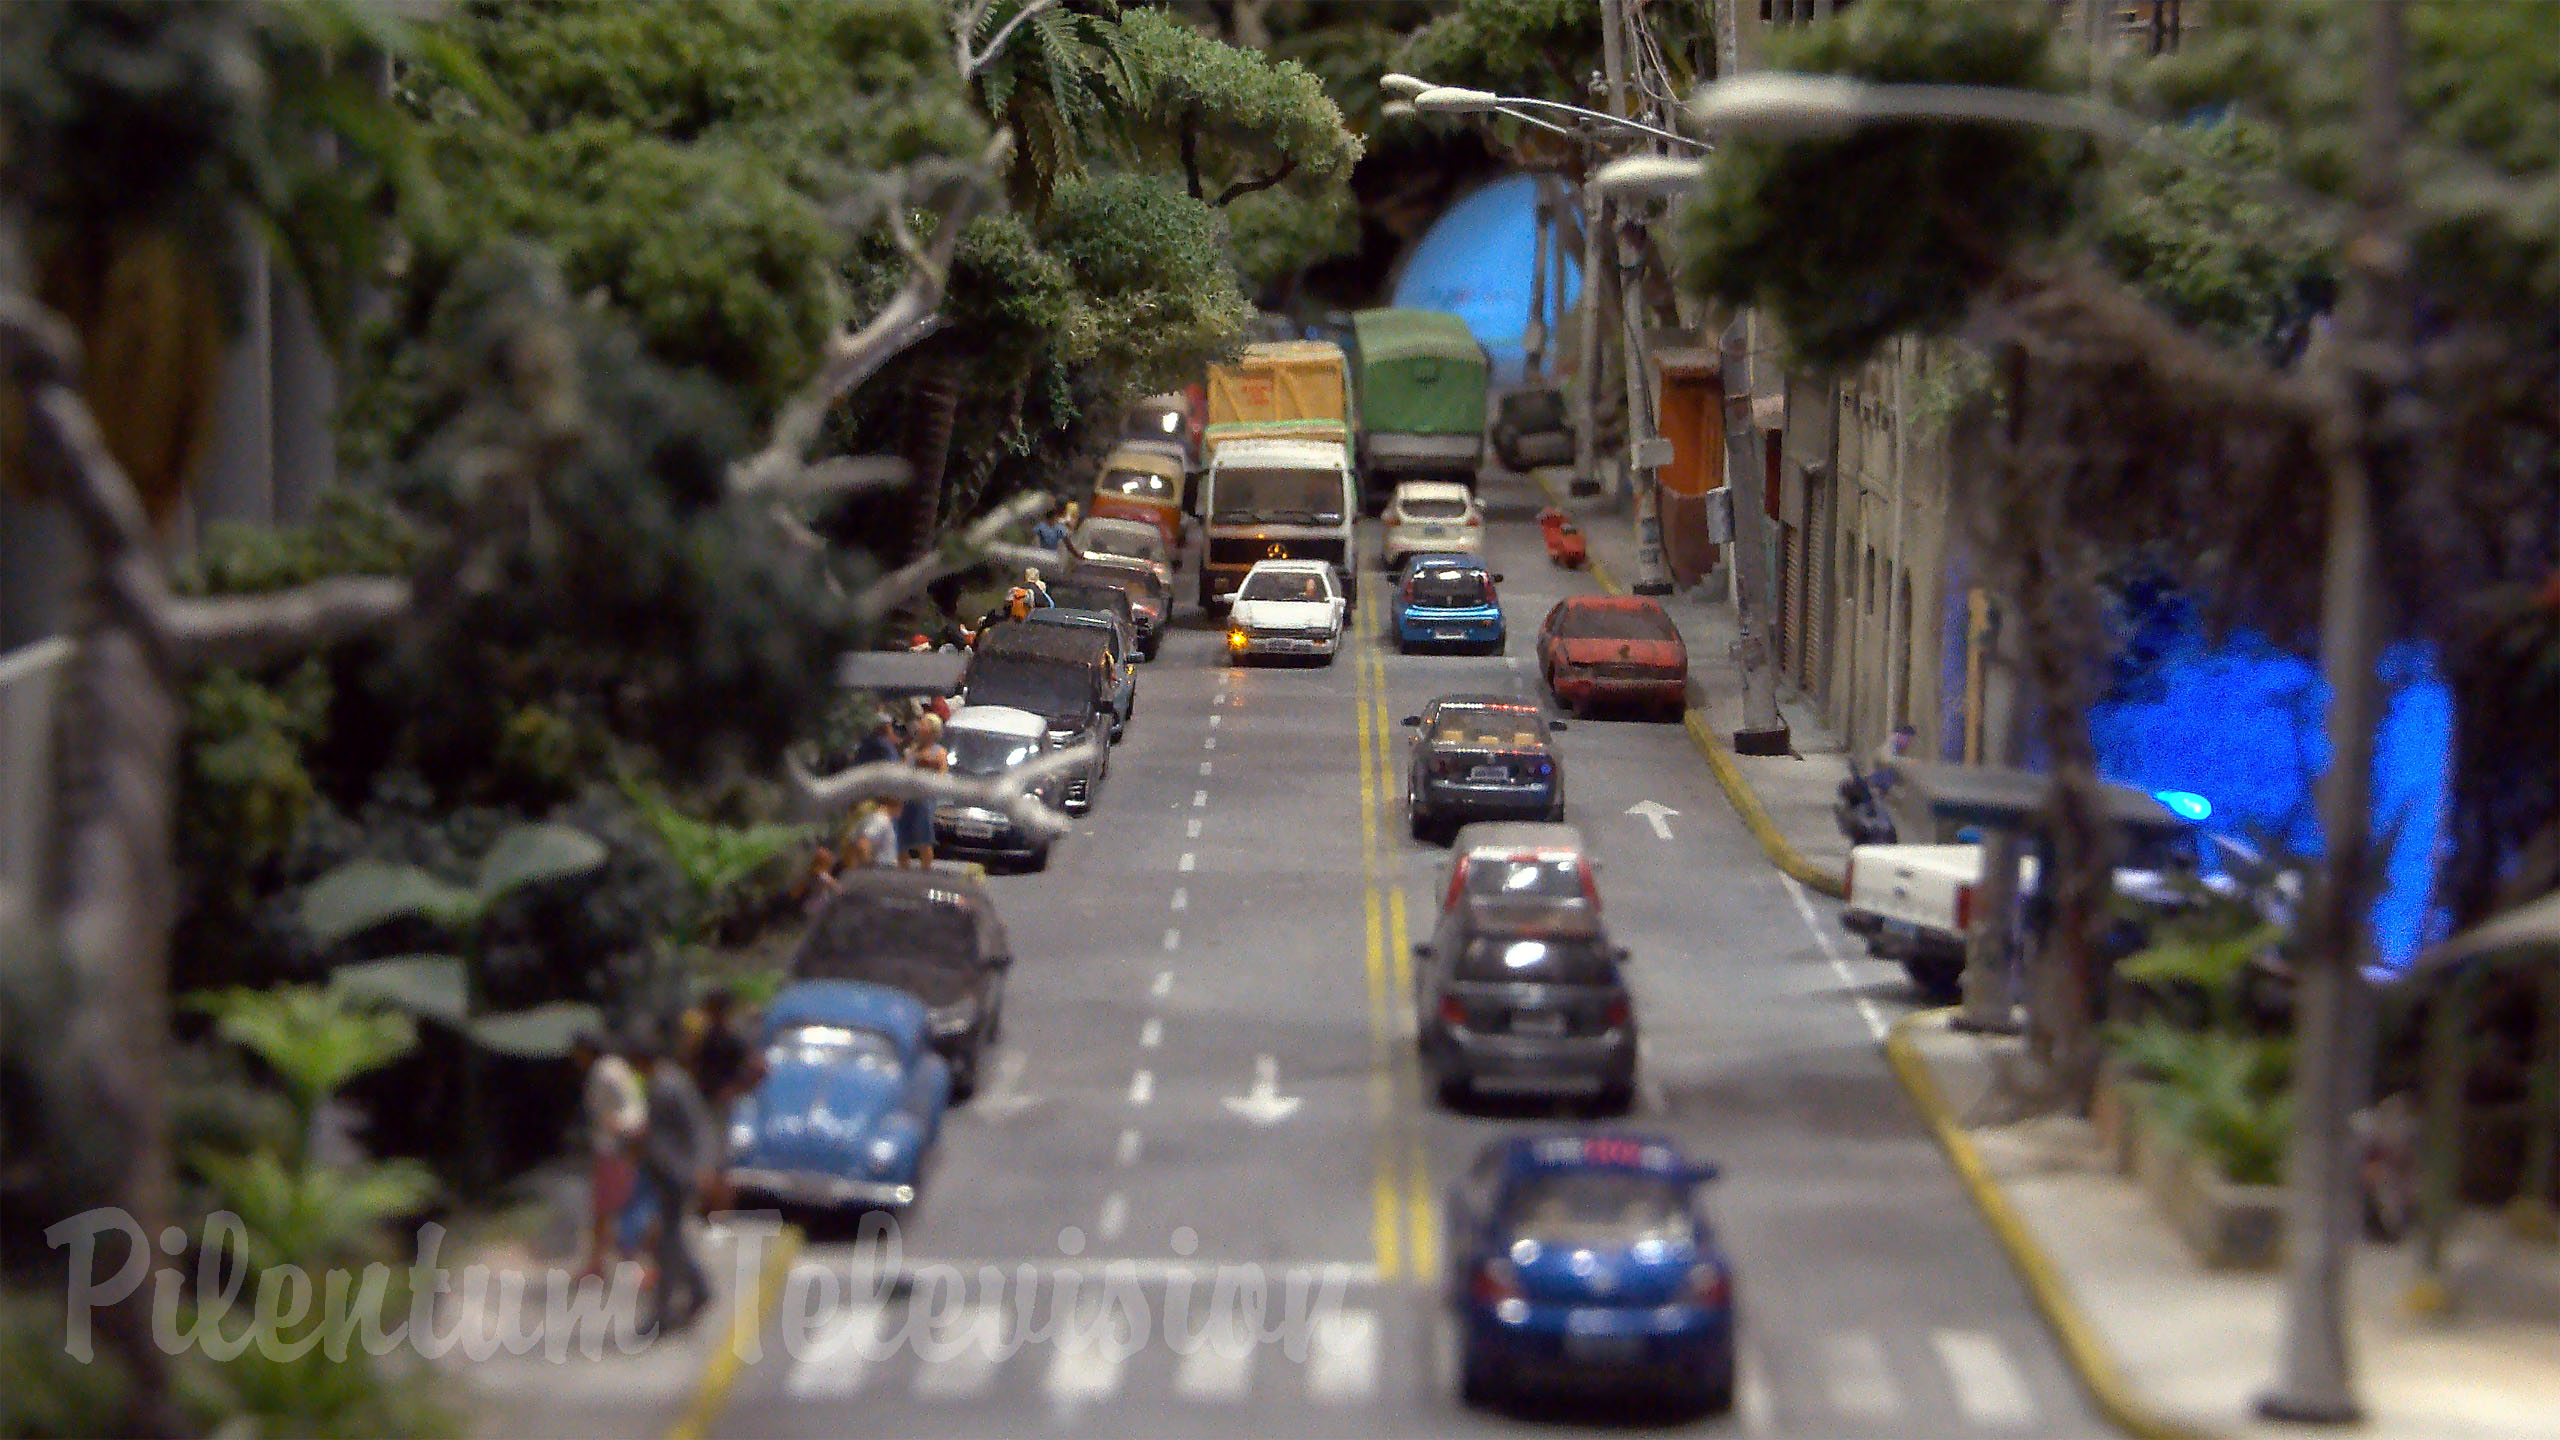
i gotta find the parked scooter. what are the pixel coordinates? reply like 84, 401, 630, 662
1834, 766, 1899, 847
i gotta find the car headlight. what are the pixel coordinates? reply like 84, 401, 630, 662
728, 1115, 756, 1155
1227, 628, 1248, 648
866, 1136, 904, 1171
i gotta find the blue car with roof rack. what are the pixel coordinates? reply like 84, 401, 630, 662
1443, 1132, 1735, 1415
1391, 553, 1507, 654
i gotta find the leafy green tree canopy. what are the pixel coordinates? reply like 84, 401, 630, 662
1117, 7, 1360, 206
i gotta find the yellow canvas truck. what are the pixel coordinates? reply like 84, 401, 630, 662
1202, 341, 1354, 462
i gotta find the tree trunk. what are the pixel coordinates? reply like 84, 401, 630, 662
899, 346, 962, 566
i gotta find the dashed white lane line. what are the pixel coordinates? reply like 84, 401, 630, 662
1819, 1330, 1902, 1420
1173, 1319, 1254, 1400
1116, 1128, 1142, 1166
1932, 1328, 2039, 1427
1097, 1192, 1129, 1241
1209, 713, 1222, 728
1128, 1070, 1154, 1105
1782, 874, 1890, 1042
1635, 1036, 1670, 1115
1162, 927, 1181, 951
912, 1303, 1006, 1399
1185, 818, 1202, 838
1192, 789, 1208, 807
1204, 735, 1217, 750
1179, 850, 1195, 869
1170, 886, 1188, 910
1306, 1309, 1379, 1403
782, 1301, 889, 1396
1140, 1017, 1162, 1048
1152, 970, 1173, 997
1737, 1343, 1776, 1436
1214, 693, 1227, 706
1199, 760, 1213, 776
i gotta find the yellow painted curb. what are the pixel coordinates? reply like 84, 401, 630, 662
1528, 467, 1845, 899
666, 1222, 805, 1440
1885, 1011, 2225, 1440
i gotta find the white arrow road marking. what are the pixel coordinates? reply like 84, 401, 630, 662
783, 1300, 889, 1397
1932, 1329, 2038, 1427
1306, 1309, 1378, 1403
1222, 1053, 1304, 1124
972, 1052, 1046, 1121
1626, 799, 1680, 840
1819, 1330, 1901, 1419
912, 1303, 1006, 1399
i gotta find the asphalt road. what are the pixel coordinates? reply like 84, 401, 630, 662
713, 469, 2112, 1439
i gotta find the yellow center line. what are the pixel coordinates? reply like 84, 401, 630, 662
1353, 604, 1402, 1281
1362, 600, 1439, 1284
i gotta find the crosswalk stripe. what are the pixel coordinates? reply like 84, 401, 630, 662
912, 1303, 1006, 1400
783, 1301, 888, 1398
1932, 1328, 2038, 1427
1172, 1321, 1256, 1401
1736, 1343, 1776, 1437
1044, 1315, 1130, 1407
1819, 1330, 1902, 1420
1305, 1308, 1378, 1403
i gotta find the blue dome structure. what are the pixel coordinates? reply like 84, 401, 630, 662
1391, 173, 1581, 383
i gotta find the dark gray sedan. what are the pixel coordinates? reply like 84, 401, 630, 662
1404, 695, 1568, 844
1414, 897, 1636, 1113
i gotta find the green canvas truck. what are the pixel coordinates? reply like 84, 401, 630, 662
1349, 308, 1489, 511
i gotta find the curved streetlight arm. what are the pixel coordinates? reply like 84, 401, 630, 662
1690, 74, 2141, 148
1413, 87, 1710, 152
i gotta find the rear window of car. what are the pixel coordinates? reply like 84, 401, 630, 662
1079, 529, 1162, 562
1456, 934, 1616, 984
1400, 497, 1468, 519
1503, 1171, 1698, 1250
1557, 604, 1680, 643
1100, 468, 1172, 500
1464, 856, 1587, 903
1239, 570, 1330, 602
1408, 571, 1489, 607
1430, 706, 1546, 748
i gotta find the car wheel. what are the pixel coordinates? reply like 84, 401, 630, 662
1458, 1340, 1505, 1409
1028, 841, 1052, 873
1596, 1079, 1636, 1117
1436, 1073, 1472, 1110
1903, 956, 1964, 1001
1409, 805, 1435, 842
950, 1044, 982, 1103
1678, 1365, 1736, 1417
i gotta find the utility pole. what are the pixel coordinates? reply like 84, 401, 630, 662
1525, 176, 1552, 379
1603, 0, 1676, 593
1719, 320, 1789, 752
2260, 0, 2407, 1423
1570, 168, 1608, 497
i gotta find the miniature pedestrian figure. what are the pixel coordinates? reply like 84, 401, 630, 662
897, 714, 949, 868
1023, 566, 1054, 608
632, 1033, 715, 1336
571, 1031, 646, 1283
858, 798, 901, 867
799, 843, 843, 915
689, 992, 757, 1221
1871, 724, 1918, 793
1030, 506, 1071, 553
853, 710, 902, 769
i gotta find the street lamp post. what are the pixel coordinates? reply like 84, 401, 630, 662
1688, 63, 2403, 1422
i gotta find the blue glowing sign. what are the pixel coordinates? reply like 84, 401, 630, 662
2154, 790, 2214, 823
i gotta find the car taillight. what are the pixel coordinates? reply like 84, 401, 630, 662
1955, 882, 1975, 933
1603, 995, 1632, 1028
1844, 854, 1856, 898
1684, 1262, 1730, 1307
1472, 1257, 1522, 1305
1580, 865, 1602, 906
1445, 862, 1467, 909
1439, 994, 1468, 1028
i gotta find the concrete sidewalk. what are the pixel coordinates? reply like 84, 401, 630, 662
436, 1167, 802, 1440
1516, 464, 1853, 891
1898, 1009, 2560, 1440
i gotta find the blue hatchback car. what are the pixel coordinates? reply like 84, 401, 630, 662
1444, 1133, 1735, 1415
1392, 554, 1506, 654
725, 981, 952, 1213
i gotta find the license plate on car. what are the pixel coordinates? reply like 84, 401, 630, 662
1882, 919, 1918, 941
1435, 629, 1467, 640
1511, 1010, 1566, 1037
1564, 1332, 1643, 1363
1469, 764, 1509, 782
950, 819, 996, 838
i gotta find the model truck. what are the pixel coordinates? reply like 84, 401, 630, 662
1202, 341, 1354, 463
1349, 308, 1488, 511
1195, 437, 1359, 613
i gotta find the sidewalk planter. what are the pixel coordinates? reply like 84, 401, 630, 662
2126, 1089, 2287, 1271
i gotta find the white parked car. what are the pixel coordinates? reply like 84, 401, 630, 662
1225, 559, 1346, 664
1380, 479, 1481, 571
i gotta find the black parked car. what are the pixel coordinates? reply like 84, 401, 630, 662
1414, 897, 1637, 1113
1067, 556, 1168, 660
964, 623, 1113, 811
1404, 694, 1568, 843
792, 869, 1013, 1100
1040, 577, 1140, 662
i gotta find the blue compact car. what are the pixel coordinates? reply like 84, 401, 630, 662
1392, 554, 1506, 654
725, 981, 952, 1212
1444, 1133, 1735, 1415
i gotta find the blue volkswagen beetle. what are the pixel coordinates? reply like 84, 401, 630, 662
1444, 1133, 1735, 1415
724, 981, 951, 1212
1392, 553, 1506, 654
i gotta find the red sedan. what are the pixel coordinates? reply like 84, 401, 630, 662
1536, 595, 1689, 721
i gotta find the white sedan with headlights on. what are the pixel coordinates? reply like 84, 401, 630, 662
1225, 559, 1347, 665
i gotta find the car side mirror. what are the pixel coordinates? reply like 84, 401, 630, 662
1491, 573, 1506, 583
1402, 715, 1421, 727
1549, 720, 1569, 732
1411, 942, 1430, 958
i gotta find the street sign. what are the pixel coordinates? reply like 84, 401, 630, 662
1629, 435, 1675, 470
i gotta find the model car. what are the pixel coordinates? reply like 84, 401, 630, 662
1444, 1133, 1734, 1414
1381, 478, 1482, 571
934, 704, 1066, 870
791, 869, 1013, 1099
1443, 822, 1600, 912
1071, 516, 1174, 592
1404, 695, 1567, 842
1226, 558, 1346, 664
1026, 606, 1136, 738
1414, 896, 1635, 1110
1537, 596, 1689, 721
725, 981, 952, 1212
1391, 553, 1506, 654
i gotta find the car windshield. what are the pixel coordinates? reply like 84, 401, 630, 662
1408, 571, 1490, 607
1045, 584, 1129, 618
1080, 528, 1162, 562
1212, 467, 1345, 524
764, 1022, 901, 1075
964, 656, 1092, 721
947, 729, 1038, 777
1030, 613, 1119, 653
798, 893, 978, 975
1465, 856, 1587, 903
1504, 1171, 1698, 1251
1456, 933, 1616, 984
1400, 496, 1468, 519
1126, 406, 1183, 440
1099, 468, 1173, 501
1558, 604, 1680, 643
1240, 571, 1329, 603
1431, 706, 1545, 748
